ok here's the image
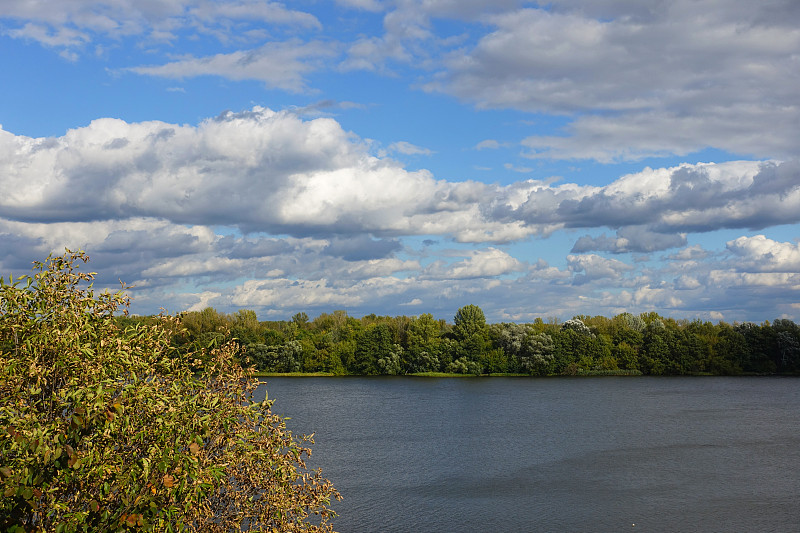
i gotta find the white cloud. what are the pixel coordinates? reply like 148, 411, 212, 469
389, 141, 434, 156
186, 291, 223, 312
429, 248, 523, 279
231, 275, 416, 309
492, 160, 800, 236
0, 108, 502, 240
1, 1, 320, 51
567, 253, 634, 284
475, 139, 502, 150
674, 275, 701, 290
2, 107, 800, 322
344, 258, 420, 279
5, 116, 796, 252
632, 285, 683, 309
128, 40, 337, 92
727, 235, 800, 273
8, 23, 90, 48
665, 245, 710, 261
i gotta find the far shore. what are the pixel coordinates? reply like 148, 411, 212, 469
251, 370, 650, 378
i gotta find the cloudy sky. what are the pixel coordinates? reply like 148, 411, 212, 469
1, 0, 799, 323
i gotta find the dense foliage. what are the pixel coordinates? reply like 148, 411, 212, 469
0, 252, 339, 532
152, 306, 800, 377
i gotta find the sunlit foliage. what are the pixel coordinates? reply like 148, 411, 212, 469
0, 251, 339, 532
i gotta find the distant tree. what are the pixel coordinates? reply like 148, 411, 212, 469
736, 322, 778, 373
376, 344, 403, 375
617, 312, 646, 332
494, 323, 554, 375
230, 308, 262, 345
406, 314, 442, 373
561, 318, 593, 336
246, 340, 303, 373
447, 357, 482, 375
452, 305, 487, 341
354, 323, 394, 375
292, 311, 310, 328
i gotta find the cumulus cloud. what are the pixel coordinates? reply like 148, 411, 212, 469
3, 112, 798, 251
674, 275, 701, 290
186, 291, 223, 313
490, 160, 800, 236
727, 235, 800, 273
0, 107, 497, 240
2, 107, 800, 322
424, 248, 523, 279
567, 254, 634, 285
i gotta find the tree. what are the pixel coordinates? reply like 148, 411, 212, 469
493, 323, 553, 375
519, 332, 555, 374
452, 304, 486, 341
292, 312, 309, 328
0, 251, 339, 532
406, 314, 442, 373
230, 309, 262, 345
354, 323, 394, 375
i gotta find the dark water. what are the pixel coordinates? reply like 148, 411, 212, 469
254, 377, 800, 532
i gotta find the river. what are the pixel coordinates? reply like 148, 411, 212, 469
254, 377, 800, 532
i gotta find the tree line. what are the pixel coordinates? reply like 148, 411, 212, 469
119, 305, 800, 376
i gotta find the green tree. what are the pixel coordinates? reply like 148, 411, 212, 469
354, 323, 394, 375
292, 312, 310, 329
493, 323, 553, 375
230, 309, 262, 345
406, 314, 442, 373
0, 251, 339, 531
708, 324, 745, 375
641, 322, 672, 375
735, 322, 777, 373
452, 304, 486, 341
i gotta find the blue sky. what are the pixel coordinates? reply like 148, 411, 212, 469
1, 0, 799, 323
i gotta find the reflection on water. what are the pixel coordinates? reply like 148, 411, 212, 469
254, 377, 800, 532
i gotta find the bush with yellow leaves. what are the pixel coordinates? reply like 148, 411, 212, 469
0, 251, 339, 532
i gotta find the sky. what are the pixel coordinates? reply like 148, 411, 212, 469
1, 0, 799, 324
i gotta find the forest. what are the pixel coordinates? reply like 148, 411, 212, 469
118, 305, 800, 377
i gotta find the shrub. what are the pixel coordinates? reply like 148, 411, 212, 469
0, 251, 339, 532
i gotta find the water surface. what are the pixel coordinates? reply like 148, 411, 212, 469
254, 377, 800, 532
